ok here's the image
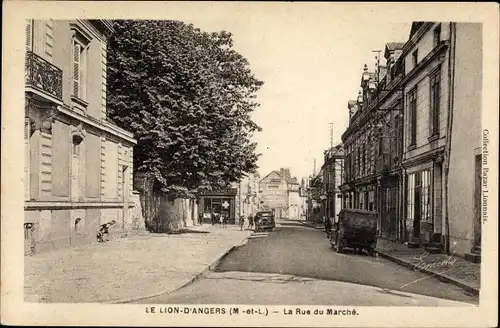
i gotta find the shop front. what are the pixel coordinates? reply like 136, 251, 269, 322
198, 188, 237, 224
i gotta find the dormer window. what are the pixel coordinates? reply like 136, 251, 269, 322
433, 24, 441, 47
412, 49, 419, 68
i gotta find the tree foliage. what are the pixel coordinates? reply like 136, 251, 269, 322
107, 20, 263, 197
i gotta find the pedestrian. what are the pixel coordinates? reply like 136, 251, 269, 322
211, 212, 216, 226
222, 215, 227, 228
96, 220, 116, 243
247, 215, 254, 230
219, 214, 224, 227
238, 215, 245, 231
325, 217, 333, 238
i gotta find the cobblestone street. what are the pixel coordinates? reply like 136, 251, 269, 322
24, 225, 251, 303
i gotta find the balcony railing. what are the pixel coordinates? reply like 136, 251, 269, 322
25, 51, 63, 100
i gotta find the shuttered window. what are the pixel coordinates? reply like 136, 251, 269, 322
429, 70, 441, 137
44, 20, 54, 59
26, 19, 33, 51
408, 87, 417, 147
73, 42, 81, 97
24, 118, 31, 200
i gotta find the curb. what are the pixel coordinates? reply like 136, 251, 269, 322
301, 220, 479, 296
299, 221, 323, 230
110, 234, 250, 304
376, 250, 480, 296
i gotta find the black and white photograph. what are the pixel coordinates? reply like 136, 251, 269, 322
2, 1, 498, 327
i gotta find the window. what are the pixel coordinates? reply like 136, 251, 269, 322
433, 24, 441, 47
429, 70, 441, 137
412, 50, 418, 68
394, 114, 402, 157
24, 118, 31, 200
406, 173, 415, 221
408, 87, 417, 147
421, 170, 431, 222
44, 20, 54, 59
72, 40, 88, 99
368, 191, 374, 211
26, 19, 33, 51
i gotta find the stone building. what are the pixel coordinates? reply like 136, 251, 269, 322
24, 20, 137, 254
237, 172, 262, 219
401, 22, 482, 257
339, 22, 482, 260
259, 168, 300, 219
320, 144, 344, 221
447, 23, 482, 262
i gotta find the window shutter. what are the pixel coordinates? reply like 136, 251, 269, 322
73, 43, 81, 97
25, 20, 32, 51
44, 20, 54, 58
24, 118, 30, 200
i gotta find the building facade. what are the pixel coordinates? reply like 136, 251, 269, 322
339, 21, 482, 260
235, 172, 262, 219
259, 168, 300, 219
198, 188, 238, 224
447, 23, 482, 261
24, 20, 137, 254
322, 144, 344, 221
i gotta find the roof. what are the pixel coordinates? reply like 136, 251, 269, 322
409, 22, 430, 39
386, 42, 406, 51
348, 100, 357, 108
259, 169, 298, 185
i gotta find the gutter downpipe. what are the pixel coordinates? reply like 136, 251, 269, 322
443, 22, 456, 254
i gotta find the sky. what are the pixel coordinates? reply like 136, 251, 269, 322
160, 4, 412, 182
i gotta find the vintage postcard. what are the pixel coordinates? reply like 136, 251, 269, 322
1, 1, 498, 327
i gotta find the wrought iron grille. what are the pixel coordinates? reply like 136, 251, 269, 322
25, 51, 63, 100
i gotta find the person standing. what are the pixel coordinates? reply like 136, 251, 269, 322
238, 215, 245, 231
247, 215, 254, 230
219, 214, 224, 227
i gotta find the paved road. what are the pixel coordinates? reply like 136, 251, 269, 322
134, 220, 478, 305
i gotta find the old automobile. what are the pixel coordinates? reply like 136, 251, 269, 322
330, 208, 377, 256
254, 211, 275, 232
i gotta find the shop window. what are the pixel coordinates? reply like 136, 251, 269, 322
406, 173, 416, 221
421, 170, 432, 222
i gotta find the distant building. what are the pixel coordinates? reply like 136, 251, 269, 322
322, 144, 344, 220
235, 172, 261, 218
198, 188, 238, 224
259, 168, 300, 219
24, 20, 137, 254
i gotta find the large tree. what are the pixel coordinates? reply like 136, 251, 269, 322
107, 20, 263, 197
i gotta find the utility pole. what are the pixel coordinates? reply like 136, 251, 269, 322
313, 158, 316, 177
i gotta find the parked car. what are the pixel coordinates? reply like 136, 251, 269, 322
254, 211, 275, 232
330, 209, 377, 256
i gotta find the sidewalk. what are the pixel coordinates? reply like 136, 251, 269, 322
24, 224, 251, 303
300, 220, 480, 296
376, 239, 480, 296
